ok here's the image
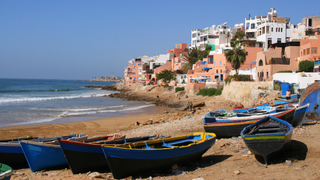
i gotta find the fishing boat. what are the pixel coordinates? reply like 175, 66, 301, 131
101, 132, 216, 179
58, 134, 167, 174
0, 136, 36, 168
277, 104, 309, 127
241, 116, 293, 165
277, 94, 298, 99
20, 134, 88, 172
232, 102, 269, 113
203, 108, 295, 138
0, 163, 12, 180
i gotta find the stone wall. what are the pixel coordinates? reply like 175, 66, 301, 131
221, 81, 276, 107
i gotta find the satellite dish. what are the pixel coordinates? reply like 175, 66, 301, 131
274, 10, 277, 13
234, 24, 239, 27
223, 22, 227, 25
239, 23, 244, 26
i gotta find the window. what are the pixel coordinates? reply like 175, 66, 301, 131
277, 38, 281, 43
312, 47, 318, 54
307, 48, 310, 54
251, 23, 255, 29
220, 69, 222, 73
281, 28, 283, 32
246, 52, 248, 55
246, 23, 250, 29
271, 27, 273, 32
134, 77, 136, 79
259, 60, 263, 66
133, 73, 135, 75
216, 70, 218, 73
220, 61, 222, 65
192, 33, 196, 38
214, 62, 216, 65
303, 49, 306, 55
267, 72, 269, 77
133, 68, 135, 70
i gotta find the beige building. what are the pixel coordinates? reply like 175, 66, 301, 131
256, 42, 300, 81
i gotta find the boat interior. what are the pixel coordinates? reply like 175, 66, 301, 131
243, 118, 290, 135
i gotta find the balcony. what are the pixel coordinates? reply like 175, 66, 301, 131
268, 58, 290, 65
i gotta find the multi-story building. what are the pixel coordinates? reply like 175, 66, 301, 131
246, 8, 293, 51
256, 42, 300, 81
190, 23, 238, 50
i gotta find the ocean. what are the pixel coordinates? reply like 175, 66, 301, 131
0, 78, 169, 128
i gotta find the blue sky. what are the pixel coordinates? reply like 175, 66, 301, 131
1, 0, 319, 80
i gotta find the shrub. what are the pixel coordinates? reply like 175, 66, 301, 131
214, 88, 223, 96
207, 88, 216, 96
197, 88, 222, 96
299, 60, 314, 72
277, 70, 293, 73
175, 87, 185, 93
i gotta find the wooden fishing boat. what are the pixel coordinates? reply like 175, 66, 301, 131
241, 116, 293, 165
0, 163, 12, 180
20, 134, 88, 172
58, 134, 167, 174
0, 136, 35, 168
232, 102, 269, 113
276, 103, 309, 127
101, 132, 216, 179
203, 108, 295, 138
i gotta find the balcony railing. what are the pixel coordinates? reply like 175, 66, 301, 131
268, 58, 290, 65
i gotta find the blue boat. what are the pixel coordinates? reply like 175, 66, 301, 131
0, 163, 12, 180
241, 116, 293, 165
20, 134, 88, 172
58, 134, 167, 174
232, 102, 269, 113
101, 132, 216, 179
203, 108, 295, 138
0, 136, 35, 168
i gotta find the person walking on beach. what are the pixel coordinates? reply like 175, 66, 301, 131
189, 102, 193, 111
285, 90, 291, 100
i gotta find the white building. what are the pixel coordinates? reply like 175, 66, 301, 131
273, 72, 320, 89
246, 8, 293, 51
190, 23, 238, 50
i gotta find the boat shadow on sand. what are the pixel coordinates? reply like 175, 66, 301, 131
254, 140, 308, 165
128, 154, 232, 179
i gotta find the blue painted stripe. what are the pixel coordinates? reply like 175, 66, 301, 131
0, 145, 22, 154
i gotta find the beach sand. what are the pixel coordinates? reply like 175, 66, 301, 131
2, 85, 320, 180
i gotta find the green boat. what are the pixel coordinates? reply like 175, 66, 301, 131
0, 163, 12, 180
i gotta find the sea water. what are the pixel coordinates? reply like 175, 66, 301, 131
0, 78, 163, 127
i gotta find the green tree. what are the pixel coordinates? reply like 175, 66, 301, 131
224, 41, 246, 75
299, 60, 314, 72
182, 47, 211, 70
156, 69, 176, 86
236, 30, 245, 40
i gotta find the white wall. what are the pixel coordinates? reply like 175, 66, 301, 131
273, 72, 320, 89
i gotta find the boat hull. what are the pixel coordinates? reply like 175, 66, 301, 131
59, 141, 109, 174
0, 163, 13, 180
241, 116, 293, 165
292, 104, 309, 127
204, 109, 295, 138
20, 142, 68, 172
204, 120, 257, 138
101, 133, 216, 179
0, 143, 28, 168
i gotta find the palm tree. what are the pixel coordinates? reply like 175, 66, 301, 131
182, 47, 210, 70
224, 41, 246, 75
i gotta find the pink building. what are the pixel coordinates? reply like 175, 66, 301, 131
300, 35, 320, 61
256, 42, 300, 81
125, 58, 142, 87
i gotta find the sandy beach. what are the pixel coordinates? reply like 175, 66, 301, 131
2, 84, 320, 180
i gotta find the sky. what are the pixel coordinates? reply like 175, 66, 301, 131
1, 0, 320, 80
